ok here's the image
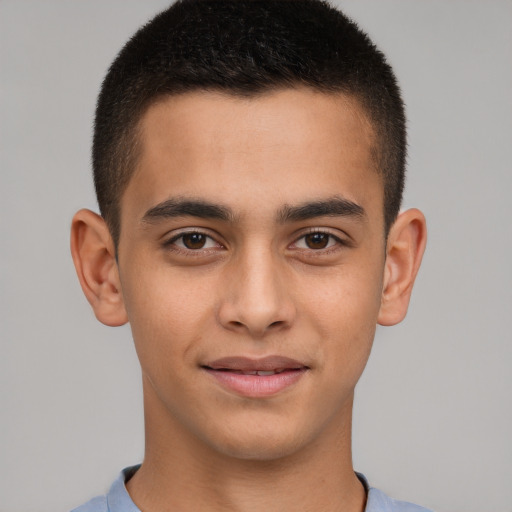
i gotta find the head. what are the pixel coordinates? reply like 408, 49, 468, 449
71, 0, 426, 464
93, 0, 406, 247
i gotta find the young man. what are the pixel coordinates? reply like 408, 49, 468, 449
70, 1, 428, 511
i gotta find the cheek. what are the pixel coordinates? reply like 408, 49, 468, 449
119, 262, 218, 371
302, 262, 383, 372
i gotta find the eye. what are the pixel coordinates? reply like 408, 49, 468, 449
294, 232, 339, 250
168, 231, 221, 251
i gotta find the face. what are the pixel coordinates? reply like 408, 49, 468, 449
117, 89, 386, 461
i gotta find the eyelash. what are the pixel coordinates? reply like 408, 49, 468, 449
163, 229, 224, 256
291, 228, 348, 254
162, 228, 349, 256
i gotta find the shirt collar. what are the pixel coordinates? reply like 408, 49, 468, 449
106, 465, 415, 512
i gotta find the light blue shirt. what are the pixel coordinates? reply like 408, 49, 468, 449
71, 465, 433, 512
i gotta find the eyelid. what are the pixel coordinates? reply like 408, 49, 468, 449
161, 226, 352, 255
163, 228, 225, 252
289, 227, 351, 251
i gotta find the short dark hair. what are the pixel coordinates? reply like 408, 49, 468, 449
94, 0, 406, 245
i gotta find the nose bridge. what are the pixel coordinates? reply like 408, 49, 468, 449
217, 240, 295, 336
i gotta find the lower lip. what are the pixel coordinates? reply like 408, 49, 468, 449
204, 368, 307, 397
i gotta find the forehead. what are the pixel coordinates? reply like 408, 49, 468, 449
123, 88, 383, 225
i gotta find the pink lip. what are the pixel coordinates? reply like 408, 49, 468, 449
202, 356, 309, 398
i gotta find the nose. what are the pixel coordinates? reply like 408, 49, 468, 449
216, 247, 296, 338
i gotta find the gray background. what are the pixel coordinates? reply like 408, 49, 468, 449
1, 1, 511, 511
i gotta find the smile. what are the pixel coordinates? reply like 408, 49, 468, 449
202, 356, 309, 397
213, 368, 288, 376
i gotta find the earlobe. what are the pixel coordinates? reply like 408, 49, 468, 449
70, 209, 128, 327
377, 208, 427, 326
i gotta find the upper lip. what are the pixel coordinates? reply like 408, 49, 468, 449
203, 356, 309, 372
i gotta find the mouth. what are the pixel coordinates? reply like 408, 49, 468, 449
208, 368, 295, 376
202, 356, 309, 397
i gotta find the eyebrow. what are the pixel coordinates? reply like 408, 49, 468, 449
141, 195, 365, 225
142, 198, 235, 223
277, 196, 366, 223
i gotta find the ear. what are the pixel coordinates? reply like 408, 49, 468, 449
70, 209, 128, 327
378, 208, 427, 326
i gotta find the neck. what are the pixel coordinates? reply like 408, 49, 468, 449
127, 377, 366, 512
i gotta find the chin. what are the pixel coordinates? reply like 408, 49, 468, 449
214, 438, 303, 462
201, 419, 314, 462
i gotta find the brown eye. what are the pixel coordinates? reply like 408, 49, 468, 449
304, 233, 330, 249
167, 231, 221, 253
182, 233, 207, 249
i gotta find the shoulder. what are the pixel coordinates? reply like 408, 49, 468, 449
70, 495, 108, 512
357, 473, 433, 512
366, 486, 433, 512
69, 465, 141, 512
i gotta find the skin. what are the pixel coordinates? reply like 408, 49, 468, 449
71, 88, 426, 512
